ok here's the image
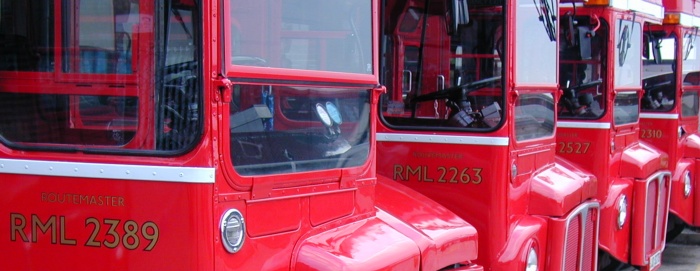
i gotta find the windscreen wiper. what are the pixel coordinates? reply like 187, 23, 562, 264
533, 0, 556, 42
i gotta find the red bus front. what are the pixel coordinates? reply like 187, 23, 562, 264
377, 0, 600, 270
639, 0, 700, 243
557, 1, 671, 270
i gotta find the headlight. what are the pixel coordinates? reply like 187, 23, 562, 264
220, 209, 245, 253
617, 195, 627, 229
684, 171, 692, 198
526, 247, 538, 271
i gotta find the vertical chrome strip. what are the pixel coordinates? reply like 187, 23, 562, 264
560, 201, 600, 271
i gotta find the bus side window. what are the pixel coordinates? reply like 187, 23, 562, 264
72, 0, 135, 74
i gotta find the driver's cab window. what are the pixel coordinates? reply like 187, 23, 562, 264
681, 33, 700, 118
229, 84, 371, 176
641, 34, 676, 112
229, 0, 371, 74
558, 15, 607, 119
0, 0, 203, 153
226, 0, 373, 177
380, 4, 504, 131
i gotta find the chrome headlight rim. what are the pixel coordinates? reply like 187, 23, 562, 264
220, 209, 245, 253
617, 195, 628, 229
525, 246, 538, 271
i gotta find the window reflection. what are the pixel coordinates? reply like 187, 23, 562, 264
230, 85, 370, 175
229, 0, 372, 74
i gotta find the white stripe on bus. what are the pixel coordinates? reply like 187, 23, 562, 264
0, 158, 214, 183
376, 133, 509, 146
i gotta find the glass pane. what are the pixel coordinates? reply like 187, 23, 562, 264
613, 92, 639, 125
558, 15, 607, 119
681, 91, 699, 117
228, 0, 372, 74
0, 0, 54, 71
380, 5, 504, 130
515, 0, 557, 84
642, 73, 675, 112
683, 32, 700, 70
0, 93, 137, 145
0, 0, 203, 153
64, 0, 139, 74
614, 20, 641, 87
683, 34, 700, 82
514, 93, 554, 141
230, 85, 370, 175
642, 34, 675, 112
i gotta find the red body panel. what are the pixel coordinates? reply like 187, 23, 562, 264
376, 0, 600, 269
638, 0, 700, 236
3, 175, 214, 271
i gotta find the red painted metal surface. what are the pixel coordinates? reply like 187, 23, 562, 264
558, 2, 671, 270
0, 0, 482, 270
638, 0, 700, 251
376, 0, 600, 270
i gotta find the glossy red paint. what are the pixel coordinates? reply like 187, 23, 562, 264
374, 176, 479, 268
639, 1, 700, 240
3, 176, 215, 271
618, 141, 669, 179
530, 157, 598, 216
558, 2, 671, 270
596, 180, 633, 260
377, 0, 600, 270
0, 0, 481, 270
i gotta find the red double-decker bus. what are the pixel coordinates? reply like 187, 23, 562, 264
640, 0, 700, 245
377, 0, 600, 270
557, 1, 671, 270
0, 0, 482, 270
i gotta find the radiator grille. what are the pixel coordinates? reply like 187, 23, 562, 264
564, 215, 581, 271
644, 174, 670, 256
562, 202, 599, 271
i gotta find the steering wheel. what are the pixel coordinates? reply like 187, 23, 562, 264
560, 79, 602, 115
411, 76, 501, 127
412, 76, 501, 103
